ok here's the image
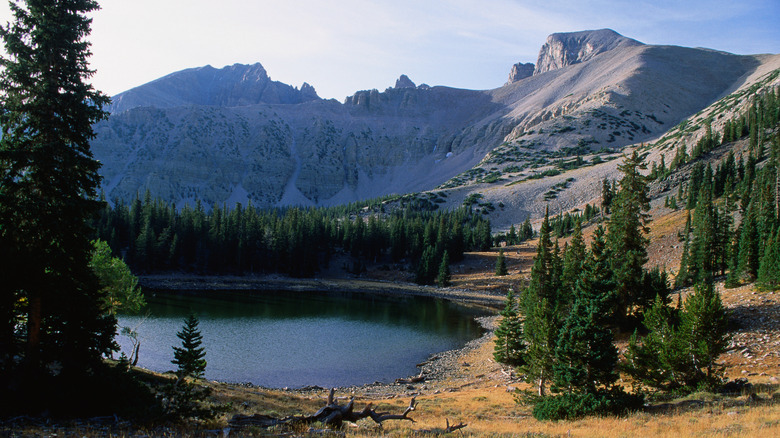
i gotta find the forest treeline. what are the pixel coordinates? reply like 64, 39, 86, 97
93, 196, 493, 284
494, 86, 780, 421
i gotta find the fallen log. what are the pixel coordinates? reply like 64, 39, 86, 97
395, 372, 426, 384
229, 388, 416, 429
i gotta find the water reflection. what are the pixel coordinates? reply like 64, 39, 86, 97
117, 290, 484, 388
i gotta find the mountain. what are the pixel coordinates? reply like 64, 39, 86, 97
91, 29, 777, 218
108, 63, 320, 114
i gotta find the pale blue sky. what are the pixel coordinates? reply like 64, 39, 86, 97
1, 0, 778, 100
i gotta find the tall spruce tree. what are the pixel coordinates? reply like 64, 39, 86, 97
437, 250, 452, 287
0, 0, 114, 382
495, 249, 508, 276
493, 289, 525, 367
607, 151, 652, 328
521, 209, 562, 396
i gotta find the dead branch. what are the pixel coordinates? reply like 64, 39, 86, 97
444, 418, 468, 433
229, 388, 416, 429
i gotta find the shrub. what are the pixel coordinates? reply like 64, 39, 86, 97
532, 388, 644, 421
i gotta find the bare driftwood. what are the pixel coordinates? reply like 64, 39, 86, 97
229, 388, 416, 429
395, 371, 426, 384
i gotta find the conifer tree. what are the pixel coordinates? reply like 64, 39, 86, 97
553, 297, 618, 395
521, 216, 534, 241
736, 199, 761, 282
0, 0, 114, 380
521, 209, 561, 395
561, 221, 586, 295
508, 225, 519, 245
493, 289, 525, 367
679, 282, 729, 385
495, 249, 508, 276
607, 151, 652, 328
172, 314, 207, 380
757, 227, 780, 290
625, 281, 729, 390
437, 250, 451, 287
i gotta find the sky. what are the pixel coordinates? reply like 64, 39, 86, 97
1, 0, 779, 100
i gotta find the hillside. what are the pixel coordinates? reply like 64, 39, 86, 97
91, 29, 774, 217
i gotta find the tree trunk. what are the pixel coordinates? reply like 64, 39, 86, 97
26, 292, 42, 366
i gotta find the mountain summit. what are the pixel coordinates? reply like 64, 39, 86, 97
534, 29, 643, 75
108, 62, 320, 114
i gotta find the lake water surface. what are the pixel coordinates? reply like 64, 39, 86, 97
117, 290, 485, 388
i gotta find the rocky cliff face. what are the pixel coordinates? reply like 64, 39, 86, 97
506, 62, 534, 84
533, 29, 642, 75
108, 63, 320, 114
91, 30, 770, 211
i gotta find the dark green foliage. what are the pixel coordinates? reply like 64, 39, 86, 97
495, 249, 508, 276
94, 196, 491, 284
561, 221, 586, 295
624, 282, 729, 391
0, 0, 116, 403
735, 199, 761, 282
601, 178, 613, 214
757, 227, 780, 290
493, 289, 525, 367
521, 216, 534, 241
552, 298, 618, 395
164, 313, 223, 422
172, 314, 207, 379
437, 250, 451, 287
531, 388, 643, 421
607, 151, 654, 328
520, 209, 563, 396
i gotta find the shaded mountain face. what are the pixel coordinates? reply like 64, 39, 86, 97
91, 29, 769, 209
108, 63, 320, 114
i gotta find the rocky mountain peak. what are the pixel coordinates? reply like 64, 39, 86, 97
534, 29, 642, 75
506, 62, 535, 84
108, 62, 320, 114
394, 74, 416, 89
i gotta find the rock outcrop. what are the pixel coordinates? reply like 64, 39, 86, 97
533, 29, 642, 75
394, 74, 416, 89
506, 62, 534, 84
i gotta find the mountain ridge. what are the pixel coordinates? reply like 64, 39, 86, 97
91, 29, 777, 223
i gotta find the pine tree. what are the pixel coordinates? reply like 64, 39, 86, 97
495, 249, 508, 276
507, 225, 519, 245
521, 209, 561, 395
552, 298, 618, 395
607, 151, 652, 328
521, 216, 534, 241
172, 314, 207, 380
0, 0, 114, 379
757, 227, 780, 290
561, 221, 586, 295
736, 199, 761, 282
493, 289, 525, 367
679, 281, 729, 385
437, 250, 452, 287
625, 281, 729, 390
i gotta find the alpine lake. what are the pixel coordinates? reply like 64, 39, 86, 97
117, 289, 486, 388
